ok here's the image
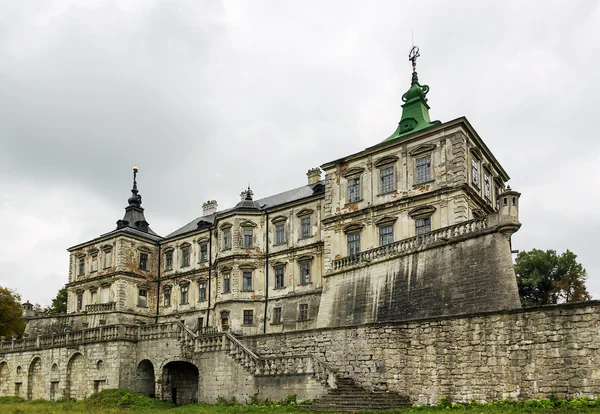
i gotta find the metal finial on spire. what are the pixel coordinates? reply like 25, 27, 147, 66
409, 45, 420, 73
128, 166, 142, 207
132, 166, 138, 191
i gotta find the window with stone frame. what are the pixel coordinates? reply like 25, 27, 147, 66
76, 293, 83, 311
199, 244, 208, 263
243, 310, 253, 325
416, 155, 432, 183
78, 257, 85, 276
242, 271, 253, 291
299, 303, 309, 321
495, 185, 501, 210
347, 232, 361, 256
347, 177, 361, 203
223, 229, 232, 249
300, 217, 311, 238
380, 166, 394, 194
180, 285, 189, 304
165, 251, 173, 270
138, 289, 147, 307
484, 172, 491, 200
471, 158, 480, 186
102, 249, 112, 268
379, 225, 394, 246
275, 224, 285, 245
416, 217, 431, 235
273, 307, 282, 324
163, 288, 171, 307
275, 266, 285, 289
181, 248, 190, 267
243, 229, 253, 248
300, 262, 311, 285
198, 282, 207, 302
139, 253, 149, 270
223, 273, 231, 294
90, 255, 98, 273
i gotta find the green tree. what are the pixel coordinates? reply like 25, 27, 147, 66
48, 286, 68, 314
515, 249, 591, 307
0, 286, 26, 338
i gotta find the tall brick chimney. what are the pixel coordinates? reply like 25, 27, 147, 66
202, 200, 218, 216
307, 168, 322, 185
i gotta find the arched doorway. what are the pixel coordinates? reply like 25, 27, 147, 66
162, 361, 198, 405
0, 362, 9, 396
136, 360, 155, 398
66, 353, 87, 400
27, 357, 44, 400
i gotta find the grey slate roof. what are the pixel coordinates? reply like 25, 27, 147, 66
164, 180, 324, 240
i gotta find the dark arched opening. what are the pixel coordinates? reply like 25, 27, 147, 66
66, 353, 87, 400
27, 357, 44, 400
162, 361, 198, 405
0, 361, 10, 396
136, 360, 155, 398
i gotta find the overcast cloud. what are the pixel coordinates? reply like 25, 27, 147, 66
1, 0, 599, 306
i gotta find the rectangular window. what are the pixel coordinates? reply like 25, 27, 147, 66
300, 217, 311, 238
275, 224, 285, 245
164, 289, 171, 307
299, 304, 309, 321
138, 289, 147, 307
197, 317, 204, 332
78, 258, 85, 276
300, 262, 311, 285
199, 283, 206, 301
243, 310, 253, 325
472, 159, 479, 186
200, 244, 208, 263
416, 217, 431, 235
223, 229, 231, 249
243, 229, 253, 248
181, 285, 189, 304
76, 294, 83, 311
484, 173, 491, 199
242, 271, 253, 291
275, 266, 285, 289
416, 155, 432, 183
139, 253, 148, 271
347, 233, 361, 256
223, 274, 230, 294
273, 307, 282, 324
103, 251, 112, 269
380, 166, 394, 193
379, 226, 394, 246
181, 248, 190, 267
495, 186, 501, 210
90, 255, 98, 272
165, 252, 173, 270
348, 177, 360, 203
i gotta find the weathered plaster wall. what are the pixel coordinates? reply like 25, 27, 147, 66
318, 228, 521, 328
247, 301, 600, 405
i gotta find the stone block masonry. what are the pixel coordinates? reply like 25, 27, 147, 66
245, 301, 600, 405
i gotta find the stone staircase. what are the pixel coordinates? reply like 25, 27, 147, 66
306, 377, 411, 411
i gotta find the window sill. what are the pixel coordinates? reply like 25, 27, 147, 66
472, 183, 480, 190
345, 199, 363, 206
181, 265, 190, 268
241, 290, 255, 293
271, 322, 283, 325
413, 179, 434, 187
165, 268, 173, 272
273, 242, 287, 247
273, 286, 286, 290
378, 190, 397, 196
299, 236, 313, 240
296, 318, 311, 322
242, 324, 256, 327
180, 302, 189, 306
198, 299, 208, 303
299, 282, 313, 287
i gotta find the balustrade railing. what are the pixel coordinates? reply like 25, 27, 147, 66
85, 302, 116, 313
332, 217, 488, 271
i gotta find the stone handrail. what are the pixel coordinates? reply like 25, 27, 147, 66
85, 302, 116, 313
0, 324, 138, 353
331, 217, 488, 272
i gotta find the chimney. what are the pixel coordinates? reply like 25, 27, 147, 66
307, 168, 322, 185
202, 200, 218, 216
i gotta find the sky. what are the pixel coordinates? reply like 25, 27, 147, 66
1, 0, 599, 306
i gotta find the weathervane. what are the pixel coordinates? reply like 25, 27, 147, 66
409, 46, 420, 73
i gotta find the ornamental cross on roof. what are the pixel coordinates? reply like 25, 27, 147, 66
409, 46, 420, 73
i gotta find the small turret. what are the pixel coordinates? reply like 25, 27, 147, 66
22, 301, 35, 319
496, 186, 521, 235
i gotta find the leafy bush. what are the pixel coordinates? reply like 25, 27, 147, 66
0, 396, 26, 404
84, 388, 173, 409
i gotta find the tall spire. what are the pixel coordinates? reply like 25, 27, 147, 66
383, 46, 440, 143
116, 166, 158, 236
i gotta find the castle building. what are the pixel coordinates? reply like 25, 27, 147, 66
1, 49, 554, 408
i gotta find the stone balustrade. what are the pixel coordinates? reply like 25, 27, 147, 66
85, 302, 116, 313
331, 217, 489, 272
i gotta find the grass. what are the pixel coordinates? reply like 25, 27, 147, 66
2, 390, 600, 413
